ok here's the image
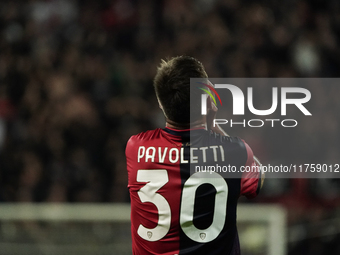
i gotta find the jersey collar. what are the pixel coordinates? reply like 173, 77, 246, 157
163, 127, 207, 138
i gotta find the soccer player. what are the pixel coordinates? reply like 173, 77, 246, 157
126, 56, 263, 255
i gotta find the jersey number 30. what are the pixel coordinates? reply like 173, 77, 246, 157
137, 170, 228, 243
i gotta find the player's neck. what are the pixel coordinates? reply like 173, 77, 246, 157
165, 119, 207, 130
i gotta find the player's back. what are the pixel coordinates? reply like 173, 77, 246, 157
126, 127, 259, 255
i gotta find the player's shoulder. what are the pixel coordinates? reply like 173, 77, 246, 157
206, 131, 252, 162
126, 128, 163, 147
208, 131, 246, 148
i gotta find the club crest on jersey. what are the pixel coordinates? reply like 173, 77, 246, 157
147, 231, 152, 239
199, 233, 206, 240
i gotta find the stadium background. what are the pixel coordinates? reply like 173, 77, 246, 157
0, 0, 339, 254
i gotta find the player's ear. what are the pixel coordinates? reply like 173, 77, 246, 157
207, 95, 214, 110
206, 93, 218, 114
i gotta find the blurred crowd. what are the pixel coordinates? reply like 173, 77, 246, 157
0, 0, 340, 253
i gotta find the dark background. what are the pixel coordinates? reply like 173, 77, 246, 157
0, 0, 340, 254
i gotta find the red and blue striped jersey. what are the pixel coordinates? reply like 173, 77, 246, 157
126, 127, 261, 255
